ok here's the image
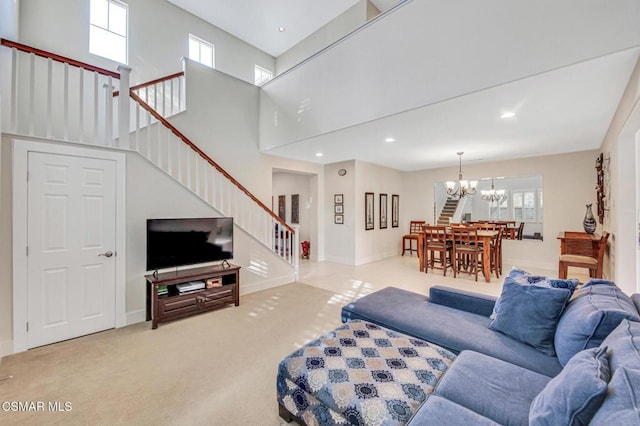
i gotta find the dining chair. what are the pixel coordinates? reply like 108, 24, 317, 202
489, 227, 504, 278
451, 226, 483, 281
558, 232, 609, 279
515, 222, 525, 240
402, 221, 426, 256
422, 225, 452, 276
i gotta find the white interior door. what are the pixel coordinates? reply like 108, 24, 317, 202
27, 151, 117, 348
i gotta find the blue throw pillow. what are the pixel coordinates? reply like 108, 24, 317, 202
554, 282, 640, 366
598, 319, 640, 372
509, 266, 579, 292
489, 277, 572, 356
490, 267, 578, 320
529, 346, 610, 426
589, 367, 640, 425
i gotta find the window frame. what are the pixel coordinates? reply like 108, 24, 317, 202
188, 34, 215, 69
254, 65, 273, 86
89, 0, 129, 64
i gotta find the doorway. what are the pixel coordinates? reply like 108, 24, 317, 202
12, 140, 126, 352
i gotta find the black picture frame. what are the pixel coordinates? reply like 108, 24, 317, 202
334, 194, 343, 204
392, 194, 399, 228
335, 215, 344, 224
278, 195, 286, 221
335, 204, 344, 214
291, 194, 299, 224
380, 194, 388, 229
365, 192, 374, 230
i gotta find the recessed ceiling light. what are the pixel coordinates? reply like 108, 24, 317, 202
315, 152, 323, 157
385, 137, 395, 143
500, 112, 516, 119
278, 27, 286, 32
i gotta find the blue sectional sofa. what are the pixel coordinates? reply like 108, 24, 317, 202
341, 279, 640, 425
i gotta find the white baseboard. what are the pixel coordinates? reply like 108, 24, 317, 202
126, 309, 146, 326
0, 340, 14, 357
240, 274, 295, 296
324, 255, 355, 265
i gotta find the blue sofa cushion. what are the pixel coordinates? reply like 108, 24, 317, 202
489, 277, 571, 356
342, 287, 563, 377
529, 346, 610, 426
490, 267, 578, 320
599, 319, 640, 373
408, 395, 501, 426
429, 285, 496, 317
434, 351, 550, 426
509, 266, 579, 292
554, 282, 640, 366
589, 367, 640, 425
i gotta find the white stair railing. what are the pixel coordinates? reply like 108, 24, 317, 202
1, 39, 298, 273
1, 39, 120, 146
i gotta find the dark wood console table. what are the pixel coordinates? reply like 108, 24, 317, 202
557, 231, 601, 258
145, 264, 240, 329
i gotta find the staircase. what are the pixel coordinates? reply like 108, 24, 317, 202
1, 39, 298, 273
437, 198, 459, 225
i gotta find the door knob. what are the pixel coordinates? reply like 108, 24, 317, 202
99, 251, 114, 257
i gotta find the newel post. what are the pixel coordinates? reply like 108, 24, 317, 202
117, 65, 132, 149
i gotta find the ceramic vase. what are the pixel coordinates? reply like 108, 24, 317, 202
583, 204, 597, 234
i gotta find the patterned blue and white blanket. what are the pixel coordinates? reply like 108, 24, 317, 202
277, 320, 456, 426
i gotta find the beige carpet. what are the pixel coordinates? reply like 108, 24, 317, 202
0, 283, 347, 425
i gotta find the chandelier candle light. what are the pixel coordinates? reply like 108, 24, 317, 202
446, 152, 478, 198
481, 178, 506, 203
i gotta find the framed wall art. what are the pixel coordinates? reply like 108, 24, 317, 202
392, 194, 399, 228
365, 192, 374, 230
380, 193, 388, 229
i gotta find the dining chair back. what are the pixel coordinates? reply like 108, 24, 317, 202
422, 225, 452, 276
558, 232, 609, 280
402, 220, 426, 256
450, 226, 483, 281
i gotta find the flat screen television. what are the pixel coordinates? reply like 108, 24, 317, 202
146, 217, 233, 271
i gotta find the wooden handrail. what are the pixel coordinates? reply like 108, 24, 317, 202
130, 91, 294, 234
113, 71, 184, 97
0, 38, 120, 79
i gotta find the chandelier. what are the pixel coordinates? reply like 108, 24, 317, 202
446, 152, 477, 198
481, 178, 506, 203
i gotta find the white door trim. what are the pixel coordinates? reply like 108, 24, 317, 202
12, 138, 126, 353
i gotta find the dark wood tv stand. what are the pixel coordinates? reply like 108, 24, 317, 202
145, 263, 240, 329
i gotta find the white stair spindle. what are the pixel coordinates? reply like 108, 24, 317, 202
63, 62, 69, 140
10, 48, 18, 132
105, 77, 113, 146
93, 71, 99, 144
78, 69, 84, 143
46, 58, 52, 138
186, 149, 192, 190
167, 130, 173, 176
28, 52, 35, 135
145, 111, 151, 159
134, 102, 140, 150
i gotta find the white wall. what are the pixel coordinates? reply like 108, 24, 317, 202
600, 55, 640, 295
17, 0, 274, 85
324, 161, 356, 264
404, 151, 598, 271
272, 171, 313, 245
354, 161, 404, 264
275, 0, 367, 75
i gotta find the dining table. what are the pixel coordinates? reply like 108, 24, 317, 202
418, 228, 499, 283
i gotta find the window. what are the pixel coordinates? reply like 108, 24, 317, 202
489, 196, 509, 220
512, 190, 543, 222
189, 34, 215, 68
89, 0, 128, 64
255, 65, 273, 86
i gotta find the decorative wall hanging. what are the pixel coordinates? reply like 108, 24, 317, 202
595, 153, 605, 224
278, 195, 286, 221
334, 194, 344, 225
391, 195, 399, 228
291, 194, 299, 224
380, 193, 388, 229
365, 192, 374, 230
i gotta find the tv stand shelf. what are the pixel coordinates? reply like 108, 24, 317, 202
145, 264, 240, 329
